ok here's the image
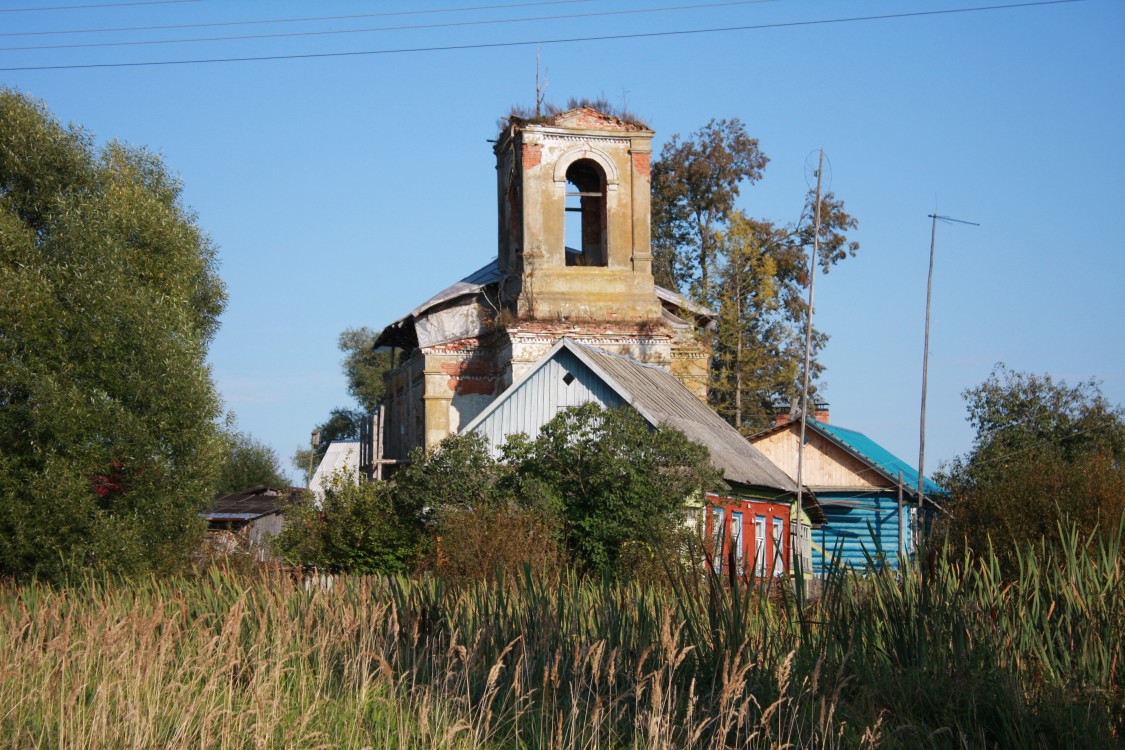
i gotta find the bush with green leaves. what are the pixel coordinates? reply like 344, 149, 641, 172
274, 470, 428, 575
938, 365, 1125, 571
276, 405, 724, 577
0, 89, 226, 579
503, 403, 725, 573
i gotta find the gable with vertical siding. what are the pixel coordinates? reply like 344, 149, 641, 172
463, 339, 802, 496
468, 347, 624, 449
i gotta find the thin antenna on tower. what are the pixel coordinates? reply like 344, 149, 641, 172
917, 212, 978, 566
795, 148, 825, 544
535, 46, 545, 117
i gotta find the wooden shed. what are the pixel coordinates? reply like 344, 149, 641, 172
205, 485, 293, 562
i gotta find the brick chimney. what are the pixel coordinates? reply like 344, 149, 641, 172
773, 401, 829, 427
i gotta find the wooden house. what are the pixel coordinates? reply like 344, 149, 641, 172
462, 338, 825, 576
749, 415, 943, 574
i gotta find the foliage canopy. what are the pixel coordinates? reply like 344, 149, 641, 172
651, 119, 859, 433
215, 421, 289, 495
0, 89, 227, 578
939, 365, 1125, 569
277, 405, 723, 576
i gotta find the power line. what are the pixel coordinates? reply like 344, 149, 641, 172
0, 0, 775, 53
0, 0, 200, 12
0, 0, 594, 37
0, 0, 1087, 73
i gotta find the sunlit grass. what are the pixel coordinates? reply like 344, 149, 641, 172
1, 521, 1120, 749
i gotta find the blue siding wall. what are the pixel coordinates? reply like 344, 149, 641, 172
471, 349, 624, 454
812, 494, 914, 575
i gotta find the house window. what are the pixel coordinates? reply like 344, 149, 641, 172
564, 159, 608, 267
754, 515, 767, 577
731, 512, 744, 576
710, 506, 725, 574
772, 517, 786, 576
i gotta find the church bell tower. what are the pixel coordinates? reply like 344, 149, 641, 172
494, 107, 663, 323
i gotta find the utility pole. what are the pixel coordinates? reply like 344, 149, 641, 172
308, 428, 321, 489
917, 213, 978, 563
795, 149, 824, 568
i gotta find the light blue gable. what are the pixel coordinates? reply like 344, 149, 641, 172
469, 347, 624, 454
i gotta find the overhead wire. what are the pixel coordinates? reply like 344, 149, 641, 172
0, 0, 775, 52
0, 0, 200, 12
0, 0, 1088, 73
0, 0, 595, 37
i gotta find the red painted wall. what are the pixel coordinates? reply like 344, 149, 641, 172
704, 493, 791, 579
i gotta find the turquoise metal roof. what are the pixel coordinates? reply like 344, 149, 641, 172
808, 421, 946, 497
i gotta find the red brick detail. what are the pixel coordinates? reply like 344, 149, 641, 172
441, 361, 497, 396
522, 144, 542, 169
632, 152, 651, 178
566, 109, 633, 131
441, 360, 492, 378
452, 379, 495, 396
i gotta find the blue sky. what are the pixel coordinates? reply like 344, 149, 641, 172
4, 0, 1123, 482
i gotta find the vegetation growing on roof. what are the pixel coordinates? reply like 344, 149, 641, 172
502, 96, 648, 130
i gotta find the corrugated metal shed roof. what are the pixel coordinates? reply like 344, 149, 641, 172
309, 440, 361, 498
567, 342, 800, 494
463, 338, 801, 497
208, 485, 286, 519
763, 420, 944, 498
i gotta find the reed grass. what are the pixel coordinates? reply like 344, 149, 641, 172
1, 521, 1120, 749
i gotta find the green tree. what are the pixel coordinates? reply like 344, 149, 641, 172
709, 194, 859, 432
709, 213, 794, 433
504, 404, 724, 573
293, 330, 393, 482
651, 118, 767, 299
338, 327, 394, 413
216, 423, 289, 494
939, 366, 1125, 571
0, 90, 227, 579
274, 471, 427, 574
291, 406, 366, 486
652, 118, 859, 432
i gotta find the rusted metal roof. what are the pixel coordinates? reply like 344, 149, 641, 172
373, 260, 715, 351
208, 485, 286, 519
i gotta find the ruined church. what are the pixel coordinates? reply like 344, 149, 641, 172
371, 107, 715, 463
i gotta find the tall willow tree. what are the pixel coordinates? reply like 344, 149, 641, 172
0, 90, 227, 578
653, 120, 858, 433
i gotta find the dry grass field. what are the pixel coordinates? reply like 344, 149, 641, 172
1, 524, 1121, 749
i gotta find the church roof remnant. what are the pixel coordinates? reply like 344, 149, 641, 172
373, 260, 715, 353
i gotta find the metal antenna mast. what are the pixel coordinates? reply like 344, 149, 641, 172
795, 149, 825, 535
917, 213, 978, 555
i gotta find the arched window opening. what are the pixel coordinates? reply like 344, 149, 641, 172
564, 159, 608, 267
